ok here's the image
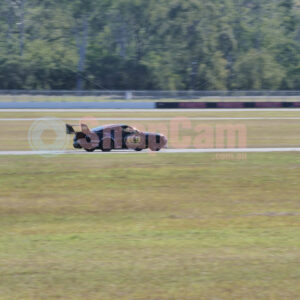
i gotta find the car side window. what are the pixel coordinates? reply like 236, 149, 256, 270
123, 126, 134, 133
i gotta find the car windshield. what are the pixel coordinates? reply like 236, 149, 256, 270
124, 126, 139, 133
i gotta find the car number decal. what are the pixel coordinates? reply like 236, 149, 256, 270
127, 135, 141, 144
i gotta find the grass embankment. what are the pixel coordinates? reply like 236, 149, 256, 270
0, 153, 299, 299
1, 95, 300, 102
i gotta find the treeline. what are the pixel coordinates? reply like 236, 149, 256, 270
0, 0, 299, 90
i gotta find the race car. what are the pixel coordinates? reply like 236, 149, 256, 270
66, 123, 167, 152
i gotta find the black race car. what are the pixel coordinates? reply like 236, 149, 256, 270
66, 123, 167, 152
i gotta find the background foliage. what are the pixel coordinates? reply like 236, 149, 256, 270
0, 0, 299, 90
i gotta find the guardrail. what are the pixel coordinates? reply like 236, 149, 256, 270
1, 101, 300, 109
0, 90, 300, 97
0, 90, 300, 101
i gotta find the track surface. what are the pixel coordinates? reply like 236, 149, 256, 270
2, 117, 300, 121
2, 109, 300, 155
1, 148, 300, 155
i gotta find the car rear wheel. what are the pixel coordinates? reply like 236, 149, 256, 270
135, 148, 143, 152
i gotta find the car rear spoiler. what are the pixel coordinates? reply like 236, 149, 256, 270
66, 124, 79, 134
66, 124, 91, 135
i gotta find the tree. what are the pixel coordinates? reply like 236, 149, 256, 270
233, 50, 284, 90
0, 0, 299, 90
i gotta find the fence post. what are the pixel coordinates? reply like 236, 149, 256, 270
125, 91, 133, 100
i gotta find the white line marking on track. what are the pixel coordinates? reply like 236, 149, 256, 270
1, 148, 300, 155
1, 117, 300, 121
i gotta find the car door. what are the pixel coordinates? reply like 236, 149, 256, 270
124, 127, 146, 149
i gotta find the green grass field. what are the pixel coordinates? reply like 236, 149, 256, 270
0, 153, 300, 299
1, 110, 300, 299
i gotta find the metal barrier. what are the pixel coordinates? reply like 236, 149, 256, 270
0, 90, 300, 101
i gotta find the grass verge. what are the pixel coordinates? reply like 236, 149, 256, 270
0, 153, 299, 299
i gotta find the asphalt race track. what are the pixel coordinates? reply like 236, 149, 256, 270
2, 108, 300, 155
1, 148, 300, 155
2, 117, 300, 121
